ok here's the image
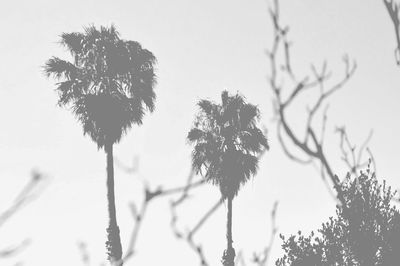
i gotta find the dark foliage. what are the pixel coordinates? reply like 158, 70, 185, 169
276, 166, 400, 266
187, 90, 269, 200
44, 25, 157, 149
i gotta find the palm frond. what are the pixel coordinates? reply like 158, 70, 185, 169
223, 94, 244, 124
43, 57, 78, 80
239, 127, 269, 153
141, 85, 156, 112
138, 48, 157, 68
60, 32, 84, 56
127, 97, 145, 125
83, 25, 100, 44
239, 103, 259, 129
56, 80, 78, 106
240, 153, 258, 181
125, 41, 142, 58
187, 128, 205, 142
100, 24, 119, 41
191, 142, 208, 173
221, 90, 229, 107
131, 70, 157, 112
198, 99, 216, 117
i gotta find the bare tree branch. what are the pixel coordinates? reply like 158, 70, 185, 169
335, 126, 373, 177
383, 0, 400, 64
77, 241, 90, 266
267, 0, 361, 207
169, 186, 222, 266
0, 171, 46, 262
112, 166, 207, 266
0, 171, 46, 228
252, 201, 279, 266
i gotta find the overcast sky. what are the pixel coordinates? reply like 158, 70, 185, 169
1, 0, 400, 265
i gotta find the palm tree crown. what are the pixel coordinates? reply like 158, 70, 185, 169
44, 25, 157, 149
187, 90, 268, 200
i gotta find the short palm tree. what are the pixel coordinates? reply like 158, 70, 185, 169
44, 25, 157, 263
187, 90, 269, 266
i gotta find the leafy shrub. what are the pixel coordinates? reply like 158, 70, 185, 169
276, 166, 400, 266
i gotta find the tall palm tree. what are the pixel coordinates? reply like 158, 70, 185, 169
187, 91, 269, 266
44, 25, 157, 263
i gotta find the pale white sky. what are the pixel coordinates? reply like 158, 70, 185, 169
1, 0, 400, 265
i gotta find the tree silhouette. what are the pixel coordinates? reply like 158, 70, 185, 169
276, 165, 400, 266
187, 91, 269, 266
43, 25, 157, 263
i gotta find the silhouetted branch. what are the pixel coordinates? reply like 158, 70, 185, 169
235, 251, 247, 266
0, 171, 45, 228
366, 148, 377, 175
335, 126, 373, 176
383, 0, 400, 64
277, 122, 312, 165
171, 169, 198, 207
188, 198, 224, 239
111, 165, 207, 266
380, 1, 400, 202
77, 241, 90, 266
114, 157, 139, 174
0, 239, 31, 259
168, 175, 220, 263
268, 0, 362, 206
251, 201, 278, 266
169, 190, 223, 266
0, 171, 46, 261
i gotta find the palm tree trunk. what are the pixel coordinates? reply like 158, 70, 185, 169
227, 197, 233, 250
222, 197, 235, 266
105, 142, 123, 264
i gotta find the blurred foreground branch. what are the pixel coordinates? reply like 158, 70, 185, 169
111, 164, 208, 266
251, 201, 279, 266
0, 171, 46, 261
267, 0, 375, 207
